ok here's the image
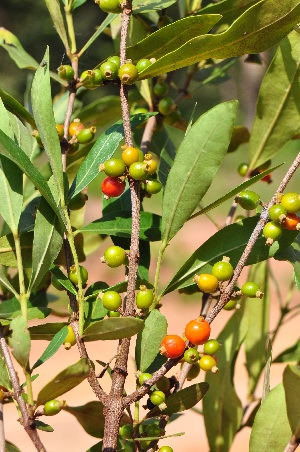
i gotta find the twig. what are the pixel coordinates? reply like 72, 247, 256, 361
0, 327, 46, 452
0, 402, 5, 452
140, 116, 157, 154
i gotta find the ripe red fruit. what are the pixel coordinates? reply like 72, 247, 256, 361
101, 176, 125, 198
185, 316, 211, 345
160, 335, 185, 359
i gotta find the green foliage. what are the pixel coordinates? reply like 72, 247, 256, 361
8, 317, 31, 369
83, 317, 144, 341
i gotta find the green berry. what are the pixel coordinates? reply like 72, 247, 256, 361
204, 339, 220, 355
123, 441, 135, 452
136, 59, 152, 73
263, 221, 283, 244
156, 376, 170, 392
104, 158, 126, 177
153, 81, 169, 97
102, 291, 122, 311
107, 55, 120, 68
158, 447, 173, 452
119, 424, 133, 439
235, 190, 261, 210
144, 179, 162, 195
269, 204, 287, 221
69, 265, 88, 286
145, 423, 161, 437
136, 288, 153, 309
96, 0, 121, 13
211, 260, 233, 281
241, 281, 262, 298
77, 127, 96, 144
103, 246, 126, 267
164, 110, 182, 125
234, 215, 245, 223
238, 163, 249, 177
58, 65, 74, 81
187, 362, 200, 380
129, 162, 148, 180
280, 192, 300, 213
184, 348, 199, 364
119, 63, 139, 85
68, 192, 87, 211
199, 355, 217, 372
223, 299, 237, 311
91, 69, 103, 86
158, 97, 175, 115
150, 390, 165, 406
100, 61, 118, 80
107, 310, 120, 317
139, 372, 152, 386
80, 70, 95, 89
44, 399, 65, 416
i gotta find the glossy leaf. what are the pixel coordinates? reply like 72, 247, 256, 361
31, 49, 64, 200
29, 197, 64, 291
161, 101, 237, 245
49, 264, 78, 295
0, 296, 51, 322
139, 0, 300, 78
83, 317, 144, 341
148, 383, 209, 418
132, 0, 176, 13
69, 114, 153, 199
0, 356, 12, 390
203, 305, 248, 452
32, 325, 69, 370
84, 297, 108, 329
275, 234, 300, 290
37, 357, 90, 405
249, 31, 300, 170
273, 339, 300, 363
198, 0, 260, 26
127, 15, 221, 62
29, 322, 68, 341
44, 0, 70, 52
8, 317, 31, 369
135, 310, 167, 372
78, 211, 161, 241
163, 216, 298, 295
283, 365, 300, 437
35, 420, 54, 433
63, 401, 130, 438
0, 87, 36, 128
245, 262, 270, 397
249, 383, 292, 451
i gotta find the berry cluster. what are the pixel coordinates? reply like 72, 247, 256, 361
237, 159, 272, 184
153, 76, 182, 127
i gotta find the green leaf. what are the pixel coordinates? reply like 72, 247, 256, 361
135, 310, 167, 372
228, 125, 250, 153
249, 31, 300, 170
273, 339, 300, 363
203, 305, 248, 452
0, 269, 18, 298
78, 14, 117, 57
0, 28, 38, 70
37, 357, 90, 405
84, 298, 108, 329
148, 383, 209, 418
83, 317, 144, 342
63, 401, 131, 438
283, 365, 300, 437
78, 211, 161, 241
29, 322, 68, 341
249, 383, 292, 451
50, 265, 77, 295
162, 216, 298, 295
157, 128, 178, 189
0, 232, 33, 268
245, 262, 270, 397
44, 0, 70, 51
161, 101, 237, 245
139, 0, 300, 78
8, 317, 31, 369
132, 0, 176, 13
0, 356, 12, 390
198, 0, 260, 26
8, 112, 33, 160
0, 87, 36, 128
31, 49, 64, 200
35, 420, 54, 432
5, 441, 21, 452
275, 234, 300, 290
69, 114, 153, 199
127, 15, 221, 62
32, 325, 69, 370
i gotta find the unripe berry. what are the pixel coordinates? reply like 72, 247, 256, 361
58, 65, 74, 81
235, 190, 261, 210
119, 63, 139, 85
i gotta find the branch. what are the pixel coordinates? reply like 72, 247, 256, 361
284, 436, 300, 452
0, 326, 47, 452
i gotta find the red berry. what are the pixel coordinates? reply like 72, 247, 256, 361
185, 316, 211, 346
101, 176, 125, 198
160, 335, 185, 359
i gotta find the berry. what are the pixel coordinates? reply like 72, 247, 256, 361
158, 97, 175, 115
144, 179, 162, 195
122, 146, 140, 166
91, 69, 103, 86
153, 81, 168, 97
234, 215, 245, 222
136, 59, 152, 73
103, 158, 126, 177
185, 316, 211, 346
69, 119, 84, 137
0, 389, 4, 403
187, 362, 200, 381
184, 348, 199, 364
283, 213, 300, 230
96, 0, 121, 13
195, 274, 218, 293
235, 190, 261, 210
101, 176, 125, 198
158, 447, 173, 452
211, 260, 234, 281
107, 310, 120, 317
129, 162, 148, 180
103, 246, 126, 268
81, 70, 95, 89
156, 376, 170, 393
223, 299, 237, 311
138, 372, 152, 386
261, 173, 272, 184
238, 163, 249, 177
199, 355, 218, 372
58, 65, 74, 80
77, 127, 96, 144
160, 335, 185, 359
100, 61, 119, 80
56, 124, 64, 140
63, 325, 76, 350
44, 399, 65, 416
107, 55, 120, 68
119, 63, 139, 85
123, 442, 135, 452
269, 204, 287, 222
150, 390, 165, 406
68, 192, 87, 211
144, 156, 157, 175
204, 339, 220, 355
241, 281, 262, 298
136, 288, 153, 309
280, 192, 300, 213
69, 265, 88, 286
263, 221, 282, 245
102, 291, 122, 311
145, 423, 161, 437
164, 110, 182, 125
119, 424, 133, 439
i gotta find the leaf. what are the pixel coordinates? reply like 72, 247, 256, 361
50, 265, 78, 295
69, 113, 153, 199
139, 0, 300, 78
5, 441, 21, 452
249, 383, 292, 451
162, 216, 298, 295
0, 269, 18, 297
148, 383, 209, 418
84, 298, 108, 329
63, 401, 130, 438
203, 305, 248, 452
78, 211, 161, 241
0, 356, 12, 390
44, 0, 69, 52
262, 336, 272, 402
135, 310, 167, 372
31, 48, 64, 200
273, 339, 300, 363
228, 125, 250, 153
32, 325, 69, 370
29, 322, 68, 341
0, 87, 36, 128
283, 365, 300, 437
198, 0, 260, 26
8, 112, 33, 160
161, 101, 237, 245
0, 28, 38, 70
132, 0, 177, 13
244, 262, 270, 397
37, 357, 90, 405
127, 15, 221, 62
35, 420, 54, 432
0, 232, 33, 268
249, 31, 300, 170
275, 234, 300, 290
8, 317, 31, 369
158, 128, 178, 189
83, 317, 144, 342
78, 14, 117, 57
